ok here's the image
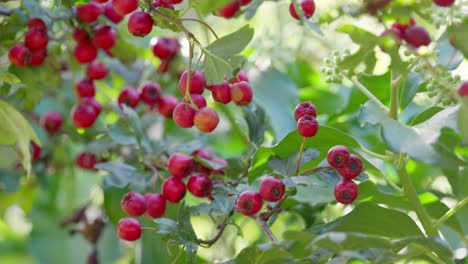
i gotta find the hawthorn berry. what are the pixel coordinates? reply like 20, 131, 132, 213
117, 217, 142, 241
144, 193, 166, 218
458, 82, 468, 97
216, 1, 240, 18
391, 18, 415, 39
182, 94, 207, 109
92, 25, 117, 50
27, 18, 47, 31
336, 154, 363, 179
294, 101, 317, 121
236, 190, 263, 216
259, 176, 285, 202
157, 95, 179, 118
75, 152, 97, 170
71, 102, 98, 128
162, 177, 187, 203
211, 81, 232, 104
167, 153, 193, 178
121, 192, 147, 216
87, 61, 108, 80
76, 2, 101, 23
128, 12, 154, 37
187, 173, 213, 198
230, 70, 249, 84
334, 179, 358, 204
73, 28, 89, 43
112, 0, 138, 15
76, 79, 96, 98
178, 70, 206, 95
161, 0, 183, 4
30, 142, 41, 161
327, 145, 350, 168
433, 0, 455, 6
297, 115, 318, 137
153, 0, 175, 10
24, 29, 48, 51
173, 102, 196, 128
194, 107, 220, 133
40, 111, 63, 134
231, 81, 253, 105
30, 49, 47, 66
152, 38, 179, 60
139, 81, 162, 105
158, 60, 170, 74
103, 2, 124, 23
404, 25, 431, 48
73, 42, 98, 64
8, 44, 31, 66
118, 87, 140, 108
81, 97, 102, 115
289, 0, 316, 20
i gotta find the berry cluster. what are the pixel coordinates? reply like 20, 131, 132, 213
295, 101, 319, 138
8, 18, 49, 67
236, 176, 285, 216
289, 0, 316, 20
320, 50, 350, 84
387, 18, 431, 49
327, 145, 363, 204
216, 0, 252, 19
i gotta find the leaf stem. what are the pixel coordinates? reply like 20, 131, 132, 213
433, 196, 468, 229
198, 209, 234, 247
295, 137, 307, 175
389, 74, 401, 120
180, 18, 219, 39
358, 146, 389, 161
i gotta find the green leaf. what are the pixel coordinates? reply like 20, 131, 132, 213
410, 106, 444, 126
458, 98, 468, 144
205, 25, 254, 56
95, 161, 149, 191
152, 8, 181, 32
437, 34, 464, 70
193, 0, 232, 15
311, 232, 392, 252
107, 122, 137, 145
0, 169, 21, 193
235, 244, 292, 264
243, 103, 266, 146
0, 71, 20, 85
177, 202, 199, 264
447, 17, 468, 59
400, 72, 423, 110
109, 37, 138, 64
392, 236, 453, 263
337, 25, 379, 73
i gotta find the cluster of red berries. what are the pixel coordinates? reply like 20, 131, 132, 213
327, 145, 363, 204
384, 18, 431, 49
289, 0, 315, 20
235, 176, 285, 216
216, 0, 252, 19
8, 18, 49, 67
151, 37, 180, 73
295, 101, 319, 138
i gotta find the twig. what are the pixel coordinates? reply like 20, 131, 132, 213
433, 196, 468, 229
198, 210, 234, 247
258, 219, 278, 243
180, 18, 219, 39
294, 137, 307, 175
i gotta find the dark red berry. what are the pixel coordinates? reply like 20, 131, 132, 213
173, 102, 196, 128
297, 115, 318, 137
162, 177, 186, 203
187, 173, 213, 198
152, 37, 179, 60
76, 152, 97, 170
327, 145, 350, 168
153, 0, 175, 10
87, 61, 108, 80
259, 176, 285, 202
289, 0, 315, 20
211, 81, 231, 104
121, 192, 147, 216
236, 190, 262, 216
92, 25, 117, 50
117, 217, 142, 241
103, 2, 124, 23
336, 154, 363, 180
294, 101, 317, 121
74, 42, 98, 64
158, 95, 178, 118
9, 44, 31, 66
73, 28, 90, 43
230, 70, 249, 84
404, 25, 431, 48
178, 70, 206, 95
31, 142, 41, 161
161, 0, 183, 4
458, 82, 468, 97
391, 18, 415, 39
24, 29, 48, 51
334, 179, 358, 204
167, 153, 193, 178
231, 81, 253, 105
217, 1, 240, 18
128, 12, 154, 37
41, 111, 63, 134
118, 87, 140, 108
30, 49, 47, 66
76, 2, 101, 23
433, 0, 455, 6
112, 0, 138, 15
139, 81, 161, 105
182, 94, 207, 109
194, 107, 219, 133
81, 97, 102, 114
27, 18, 47, 31
144, 193, 166, 218
76, 79, 96, 98
71, 103, 98, 128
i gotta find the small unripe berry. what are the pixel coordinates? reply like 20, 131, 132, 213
433, 0, 455, 7
334, 179, 358, 204
173, 102, 196, 128
187, 173, 213, 197
211, 81, 232, 104
162, 177, 186, 203
112, 0, 138, 15
92, 25, 117, 50
327, 145, 350, 168
216, 1, 240, 18
458, 82, 468, 97
118, 87, 140, 108
76, 152, 97, 170
87, 61, 108, 80
236, 190, 263, 216
178, 70, 206, 95
103, 2, 124, 23
76, 2, 101, 23
194, 107, 220, 133
167, 153, 193, 178
121, 192, 147, 216
158, 95, 178, 118
41, 111, 63, 134
73, 42, 98, 64
76, 79, 96, 98
27, 18, 47, 31
128, 12, 154, 37
117, 217, 142, 241
9, 44, 31, 66
71, 103, 98, 128
259, 176, 285, 202
336, 154, 363, 179
144, 193, 166, 218
139, 81, 161, 105
24, 29, 48, 51
289, 0, 315, 20
182, 94, 207, 109
231, 81, 253, 105
404, 25, 431, 48
297, 115, 318, 137
294, 101, 317, 121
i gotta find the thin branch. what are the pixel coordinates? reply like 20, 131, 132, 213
433, 196, 468, 229
295, 137, 307, 175
180, 18, 219, 39
258, 219, 278, 243
198, 210, 234, 247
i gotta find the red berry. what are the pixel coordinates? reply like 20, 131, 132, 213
327, 145, 350, 168
211, 81, 231, 104
217, 1, 240, 18
289, 0, 315, 20
40, 111, 63, 134
86, 61, 108, 80
230, 70, 249, 84
404, 25, 431, 48
158, 59, 170, 73
153, 0, 175, 10
76, 152, 97, 170
144, 193, 166, 218
8, 44, 31, 66
118, 87, 140, 108
152, 37, 179, 60
81, 97, 102, 114
117, 217, 142, 241
30, 142, 41, 161
294, 101, 317, 121
258, 176, 285, 202
391, 18, 415, 38
194, 107, 219, 133
334, 179, 358, 204
103, 2, 124, 23
236, 190, 262, 216
161, 0, 183, 4
76, 79, 96, 98
27, 18, 47, 31
173, 102, 196, 128
112, 0, 138, 15
297, 115, 318, 137
433, 0, 455, 6
30, 49, 47, 66
128, 12, 154, 37
158, 95, 178, 118
162, 177, 186, 203
182, 94, 207, 109
71, 103, 98, 128
178, 70, 206, 95
74, 42, 98, 64
76, 2, 101, 23
121, 192, 147, 216
139, 81, 161, 105
167, 153, 193, 178
231, 81, 253, 105
336, 154, 363, 179
187, 173, 213, 198
458, 82, 468, 97
92, 25, 117, 50
73, 28, 90, 43
24, 29, 48, 51
93, 0, 109, 3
